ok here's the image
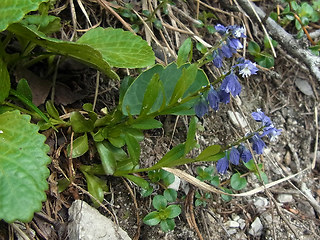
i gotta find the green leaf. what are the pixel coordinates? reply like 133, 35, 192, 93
164, 189, 177, 202
263, 35, 278, 49
139, 73, 162, 116
95, 141, 118, 175
124, 133, 140, 166
7, 23, 119, 80
230, 173, 247, 190
165, 205, 181, 218
143, 211, 161, 226
0, 57, 10, 103
153, 144, 185, 168
70, 111, 94, 133
196, 145, 221, 161
255, 171, 268, 184
255, 53, 274, 68
169, 64, 198, 104
210, 176, 220, 187
159, 170, 175, 186
221, 188, 233, 202
184, 116, 197, 155
124, 174, 150, 190
81, 171, 108, 207
121, 63, 209, 116
67, 133, 89, 158
160, 218, 175, 232
248, 41, 261, 56
177, 38, 193, 67
131, 118, 163, 129
153, 195, 167, 210
46, 100, 60, 120
244, 159, 256, 171
21, 14, 61, 35
0, 0, 47, 32
0, 110, 50, 222
16, 79, 32, 102
77, 27, 155, 68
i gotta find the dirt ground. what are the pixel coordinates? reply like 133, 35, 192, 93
2, 0, 320, 240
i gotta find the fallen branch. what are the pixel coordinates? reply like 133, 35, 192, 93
236, 0, 320, 82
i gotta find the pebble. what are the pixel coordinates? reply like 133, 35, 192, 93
248, 217, 263, 237
253, 197, 269, 210
277, 194, 293, 203
231, 213, 240, 221
227, 110, 247, 128
238, 218, 246, 230
225, 220, 240, 228
167, 175, 180, 191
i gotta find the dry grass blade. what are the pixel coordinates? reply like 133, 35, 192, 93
163, 166, 311, 197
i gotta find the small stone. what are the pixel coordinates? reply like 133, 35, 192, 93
227, 111, 247, 128
231, 213, 240, 221
238, 218, 246, 230
248, 217, 263, 236
68, 200, 131, 240
284, 151, 291, 166
277, 194, 293, 203
253, 197, 268, 209
227, 229, 237, 235
225, 220, 240, 228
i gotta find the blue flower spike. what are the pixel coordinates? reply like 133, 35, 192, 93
208, 86, 220, 111
195, 95, 209, 118
216, 153, 229, 174
237, 144, 252, 163
252, 109, 282, 140
250, 133, 266, 154
229, 147, 240, 165
237, 60, 258, 78
220, 73, 242, 96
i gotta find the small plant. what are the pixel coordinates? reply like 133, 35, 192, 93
248, 36, 278, 68
143, 189, 181, 232
195, 191, 211, 207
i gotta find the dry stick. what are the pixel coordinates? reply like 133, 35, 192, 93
312, 104, 318, 169
167, 4, 181, 48
69, 0, 78, 41
186, 188, 204, 240
76, 0, 92, 27
236, 0, 320, 82
10, 223, 31, 240
121, 178, 141, 240
96, 0, 135, 34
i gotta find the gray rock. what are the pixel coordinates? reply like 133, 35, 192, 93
248, 217, 263, 237
68, 200, 131, 240
294, 78, 314, 97
167, 175, 181, 191
253, 197, 269, 210
225, 220, 240, 228
277, 194, 293, 203
227, 111, 247, 128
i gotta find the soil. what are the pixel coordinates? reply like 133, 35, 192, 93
3, 0, 320, 240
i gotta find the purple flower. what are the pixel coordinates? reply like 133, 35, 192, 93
208, 86, 220, 111
195, 96, 209, 118
250, 133, 266, 154
220, 73, 242, 96
261, 125, 282, 140
218, 89, 230, 104
229, 147, 240, 165
215, 24, 228, 35
227, 38, 243, 50
251, 109, 272, 127
212, 49, 223, 68
217, 154, 229, 174
237, 144, 252, 163
228, 25, 246, 38
220, 44, 233, 58
237, 60, 258, 78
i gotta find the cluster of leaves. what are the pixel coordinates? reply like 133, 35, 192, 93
248, 36, 278, 68
270, 0, 320, 54
143, 188, 181, 232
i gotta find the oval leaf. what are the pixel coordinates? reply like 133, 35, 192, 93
67, 133, 89, 158
230, 173, 247, 190
143, 211, 161, 226
0, 0, 47, 31
0, 57, 10, 103
77, 27, 155, 68
0, 110, 50, 222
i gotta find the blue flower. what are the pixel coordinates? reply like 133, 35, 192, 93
251, 109, 272, 127
220, 73, 242, 96
195, 96, 209, 118
220, 44, 233, 58
237, 144, 252, 163
237, 60, 258, 77
217, 154, 229, 174
229, 147, 240, 165
228, 25, 246, 38
215, 24, 228, 35
250, 133, 266, 154
212, 49, 223, 68
227, 38, 243, 50
208, 86, 220, 111
261, 125, 282, 141
218, 89, 230, 104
